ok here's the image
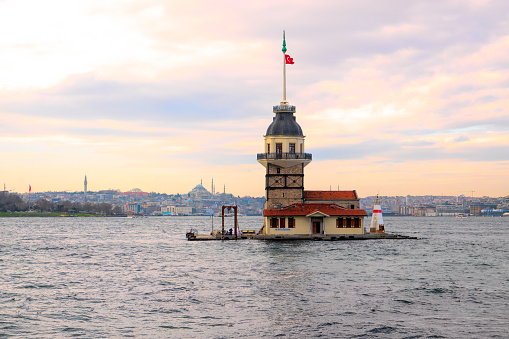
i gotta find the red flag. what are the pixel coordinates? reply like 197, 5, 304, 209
285, 54, 294, 64
29, 185, 31, 192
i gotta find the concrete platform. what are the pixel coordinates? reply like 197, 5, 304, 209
186, 232, 417, 241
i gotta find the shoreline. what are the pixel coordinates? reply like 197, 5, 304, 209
0, 212, 105, 217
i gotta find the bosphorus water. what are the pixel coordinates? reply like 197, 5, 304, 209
1, 216, 508, 338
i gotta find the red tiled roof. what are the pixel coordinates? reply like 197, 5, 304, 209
304, 190, 358, 200
264, 203, 367, 217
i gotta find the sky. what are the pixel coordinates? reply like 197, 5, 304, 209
1, 0, 509, 198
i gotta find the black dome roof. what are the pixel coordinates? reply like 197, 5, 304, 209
265, 112, 304, 137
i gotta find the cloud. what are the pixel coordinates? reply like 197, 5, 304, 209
1, 0, 509, 196
401, 141, 436, 147
454, 135, 470, 142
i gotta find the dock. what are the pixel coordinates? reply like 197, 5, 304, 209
186, 232, 417, 241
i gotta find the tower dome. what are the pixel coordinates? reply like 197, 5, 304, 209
265, 108, 303, 137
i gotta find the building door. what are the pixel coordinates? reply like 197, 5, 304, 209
276, 143, 282, 159
312, 221, 321, 234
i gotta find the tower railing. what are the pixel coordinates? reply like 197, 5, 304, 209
257, 152, 312, 160
273, 105, 295, 112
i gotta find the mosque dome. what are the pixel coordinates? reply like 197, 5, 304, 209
192, 184, 206, 191
188, 183, 212, 200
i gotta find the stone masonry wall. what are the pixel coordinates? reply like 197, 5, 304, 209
265, 163, 304, 209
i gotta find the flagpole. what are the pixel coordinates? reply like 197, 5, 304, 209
282, 30, 287, 104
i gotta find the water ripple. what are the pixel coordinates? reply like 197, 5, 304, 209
0, 216, 508, 338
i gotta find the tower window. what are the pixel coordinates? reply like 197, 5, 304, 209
276, 143, 282, 155
277, 168, 280, 174
267, 144, 270, 153
289, 143, 295, 154
300, 144, 303, 153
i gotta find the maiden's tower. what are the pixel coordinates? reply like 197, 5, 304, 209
185, 33, 416, 241
257, 32, 368, 236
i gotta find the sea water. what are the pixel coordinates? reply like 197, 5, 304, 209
0, 216, 508, 338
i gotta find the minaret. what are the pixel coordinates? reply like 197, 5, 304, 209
84, 175, 88, 202
257, 32, 312, 210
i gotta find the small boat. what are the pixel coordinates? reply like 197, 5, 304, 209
369, 195, 385, 233
456, 214, 468, 218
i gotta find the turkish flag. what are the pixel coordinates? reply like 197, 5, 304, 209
29, 185, 31, 192
285, 54, 294, 64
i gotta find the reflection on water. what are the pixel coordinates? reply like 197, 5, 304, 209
0, 216, 508, 338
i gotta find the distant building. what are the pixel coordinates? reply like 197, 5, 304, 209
125, 203, 141, 214
399, 205, 414, 216
436, 203, 468, 216
413, 205, 436, 217
470, 204, 498, 216
161, 205, 194, 215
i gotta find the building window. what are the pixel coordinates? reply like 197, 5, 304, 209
300, 144, 303, 153
277, 167, 280, 174
276, 143, 282, 153
346, 218, 351, 228
288, 217, 295, 228
267, 144, 270, 153
354, 218, 360, 228
270, 218, 279, 228
280, 218, 286, 228
289, 143, 295, 153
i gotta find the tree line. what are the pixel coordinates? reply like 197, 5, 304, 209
0, 193, 122, 214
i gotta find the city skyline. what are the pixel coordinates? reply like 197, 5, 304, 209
1, 1, 509, 197
5, 177, 507, 200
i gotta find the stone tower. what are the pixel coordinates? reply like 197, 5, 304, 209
257, 103, 312, 209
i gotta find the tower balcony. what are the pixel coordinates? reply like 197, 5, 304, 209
257, 152, 312, 160
257, 152, 312, 168
273, 104, 295, 113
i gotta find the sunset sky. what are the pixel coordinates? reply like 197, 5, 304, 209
1, 0, 508, 197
